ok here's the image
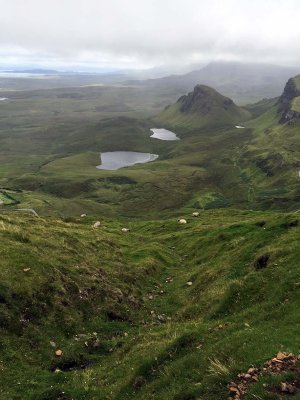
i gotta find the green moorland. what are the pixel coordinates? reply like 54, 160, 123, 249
0, 209, 300, 400
2, 83, 300, 218
0, 75, 300, 399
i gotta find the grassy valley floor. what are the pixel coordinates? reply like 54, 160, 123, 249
0, 209, 299, 399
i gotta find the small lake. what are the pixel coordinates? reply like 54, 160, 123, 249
96, 151, 158, 170
150, 128, 180, 141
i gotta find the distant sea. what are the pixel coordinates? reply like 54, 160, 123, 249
0, 72, 47, 78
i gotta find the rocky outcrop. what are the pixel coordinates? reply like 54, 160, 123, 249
177, 85, 235, 115
278, 75, 300, 123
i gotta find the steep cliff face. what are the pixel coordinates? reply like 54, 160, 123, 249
278, 75, 300, 123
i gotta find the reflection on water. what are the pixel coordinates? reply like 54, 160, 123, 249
96, 151, 158, 170
150, 128, 180, 140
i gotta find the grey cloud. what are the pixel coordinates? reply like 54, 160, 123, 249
0, 0, 299, 68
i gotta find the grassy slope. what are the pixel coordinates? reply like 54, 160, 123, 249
240, 103, 300, 209
0, 210, 300, 399
292, 96, 300, 112
294, 75, 300, 90
290, 76, 300, 112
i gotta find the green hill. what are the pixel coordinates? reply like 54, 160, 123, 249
294, 75, 300, 90
155, 85, 251, 131
1, 210, 300, 400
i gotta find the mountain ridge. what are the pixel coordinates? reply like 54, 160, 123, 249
125, 61, 300, 104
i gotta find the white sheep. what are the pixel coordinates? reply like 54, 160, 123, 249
93, 221, 101, 228
192, 212, 200, 217
121, 228, 130, 233
178, 219, 187, 224
81, 213, 87, 218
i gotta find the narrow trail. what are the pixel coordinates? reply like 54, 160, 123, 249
120, 223, 191, 323
0, 208, 39, 217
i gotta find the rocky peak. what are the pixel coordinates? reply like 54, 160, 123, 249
278, 75, 300, 123
177, 84, 235, 115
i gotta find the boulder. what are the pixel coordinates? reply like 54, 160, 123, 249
178, 219, 187, 224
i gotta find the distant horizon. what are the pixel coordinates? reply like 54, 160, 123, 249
0, 59, 299, 77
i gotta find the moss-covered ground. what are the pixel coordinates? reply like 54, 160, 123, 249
0, 209, 299, 399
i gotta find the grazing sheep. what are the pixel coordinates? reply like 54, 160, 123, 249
121, 228, 130, 233
192, 212, 200, 217
93, 221, 101, 228
178, 219, 187, 224
81, 213, 87, 218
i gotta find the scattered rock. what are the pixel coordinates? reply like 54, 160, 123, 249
55, 350, 63, 357
23, 268, 31, 272
192, 212, 200, 217
121, 228, 130, 233
93, 221, 101, 228
86, 337, 101, 350
186, 281, 193, 286
80, 214, 87, 218
178, 219, 187, 224
280, 382, 297, 394
50, 341, 56, 348
157, 314, 167, 322
228, 352, 300, 399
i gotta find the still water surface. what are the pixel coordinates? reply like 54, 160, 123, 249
97, 151, 158, 170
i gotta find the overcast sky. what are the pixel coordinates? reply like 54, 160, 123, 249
0, 0, 299, 70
